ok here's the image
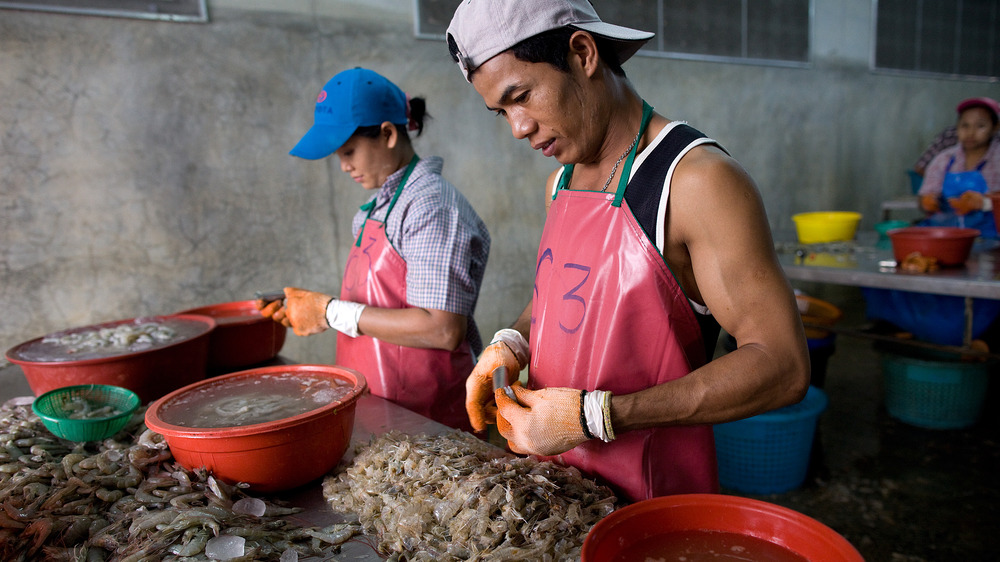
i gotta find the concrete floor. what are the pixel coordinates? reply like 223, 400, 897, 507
725, 287, 1000, 561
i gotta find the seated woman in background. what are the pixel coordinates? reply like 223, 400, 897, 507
917, 96, 1000, 239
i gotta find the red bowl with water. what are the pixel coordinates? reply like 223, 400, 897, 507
145, 364, 367, 492
5, 314, 216, 403
178, 300, 287, 369
582, 494, 863, 562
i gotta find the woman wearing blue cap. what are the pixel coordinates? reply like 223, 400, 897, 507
259, 68, 491, 432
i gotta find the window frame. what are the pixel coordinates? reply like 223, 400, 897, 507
0, 0, 209, 23
638, 0, 814, 69
414, 0, 813, 69
870, 0, 1000, 82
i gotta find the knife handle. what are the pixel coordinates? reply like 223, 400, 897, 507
254, 290, 286, 305
492, 366, 519, 403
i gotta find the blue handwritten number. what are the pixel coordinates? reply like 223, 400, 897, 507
532, 249, 554, 326
559, 263, 590, 334
533, 248, 592, 333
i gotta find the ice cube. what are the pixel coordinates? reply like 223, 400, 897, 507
280, 548, 299, 562
205, 535, 245, 560
232, 497, 266, 517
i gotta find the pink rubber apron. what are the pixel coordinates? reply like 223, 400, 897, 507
338, 156, 474, 432
529, 103, 718, 501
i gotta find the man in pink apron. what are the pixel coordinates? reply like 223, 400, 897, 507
447, 0, 810, 502
259, 68, 490, 432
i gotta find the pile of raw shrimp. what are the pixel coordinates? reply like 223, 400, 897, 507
323, 431, 620, 561
0, 397, 359, 561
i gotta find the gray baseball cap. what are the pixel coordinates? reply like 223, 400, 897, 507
447, 0, 654, 82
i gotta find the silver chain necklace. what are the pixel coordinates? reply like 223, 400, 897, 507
601, 130, 641, 192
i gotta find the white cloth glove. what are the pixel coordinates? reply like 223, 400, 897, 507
584, 389, 615, 442
325, 298, 366, 338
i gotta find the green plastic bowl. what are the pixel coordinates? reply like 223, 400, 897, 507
32, 384, 141, 441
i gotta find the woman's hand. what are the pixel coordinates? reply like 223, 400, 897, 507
257, 287, 333, 336
948, 191, 984, 215
919, 194, 941, 213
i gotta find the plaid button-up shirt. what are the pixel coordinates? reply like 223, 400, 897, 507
352, 156, 491, 353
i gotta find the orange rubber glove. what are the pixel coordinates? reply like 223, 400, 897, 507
256, 287, 333, 337
495, 386, 588, 456
256, 297, 285, 320
919, 194, 941, 213
948, 191, 984, 215
465, 330, 527, 431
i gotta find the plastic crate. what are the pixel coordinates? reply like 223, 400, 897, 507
882, 353, 991, 429
714, 386, 828, 494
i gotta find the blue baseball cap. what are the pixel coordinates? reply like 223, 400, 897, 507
290, 67, 408, 160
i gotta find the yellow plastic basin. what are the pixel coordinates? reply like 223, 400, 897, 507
792, 212, 862, 244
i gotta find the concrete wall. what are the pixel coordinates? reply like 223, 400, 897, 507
2, 0, 998, 366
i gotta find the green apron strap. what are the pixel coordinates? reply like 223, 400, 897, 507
612, 101, 654, 208
355, 155, 420, 247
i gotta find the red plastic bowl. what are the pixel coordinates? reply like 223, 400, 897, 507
991, 193, 1000, 233
887, 226, 980, 266
582, 494, 863, 562
144, 364, 367, 493
5, 314, 215, 403
177, 300, 287, 369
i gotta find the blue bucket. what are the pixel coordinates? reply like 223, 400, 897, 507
714, 386, 828, 494
882, 353, 991, 429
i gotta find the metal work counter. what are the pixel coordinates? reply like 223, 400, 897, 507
279, 392, 456, 559
775, 232, 1000, 348
776, 233, 1000, 300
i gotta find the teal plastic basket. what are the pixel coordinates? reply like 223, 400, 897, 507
714, 386, 828, 494
882, 353, 991, 429
32, 384, 140, 441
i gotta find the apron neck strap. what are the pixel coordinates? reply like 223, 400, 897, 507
554, 101, 655, 206
612, 101, 654, 207
356, 155, 420, 247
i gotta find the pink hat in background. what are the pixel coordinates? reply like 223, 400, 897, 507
956, 97, 1000, 121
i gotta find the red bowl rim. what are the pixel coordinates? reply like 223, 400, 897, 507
176, 300, 270, 327
886, 226, 981, 240
582, 493, 863, 561
145, 364, 367, 439
4, 314, 217, 367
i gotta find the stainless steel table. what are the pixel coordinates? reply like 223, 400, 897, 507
279, 392, 455, 559
776, 232, 1000, 346
0, 361, 457, 561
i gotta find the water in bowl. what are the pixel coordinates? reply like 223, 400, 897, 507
611, 529, 808, 562
158, 373, 354, 428
13, 317, 207, 362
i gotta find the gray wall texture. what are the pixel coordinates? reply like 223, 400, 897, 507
2, 1, 999, 366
